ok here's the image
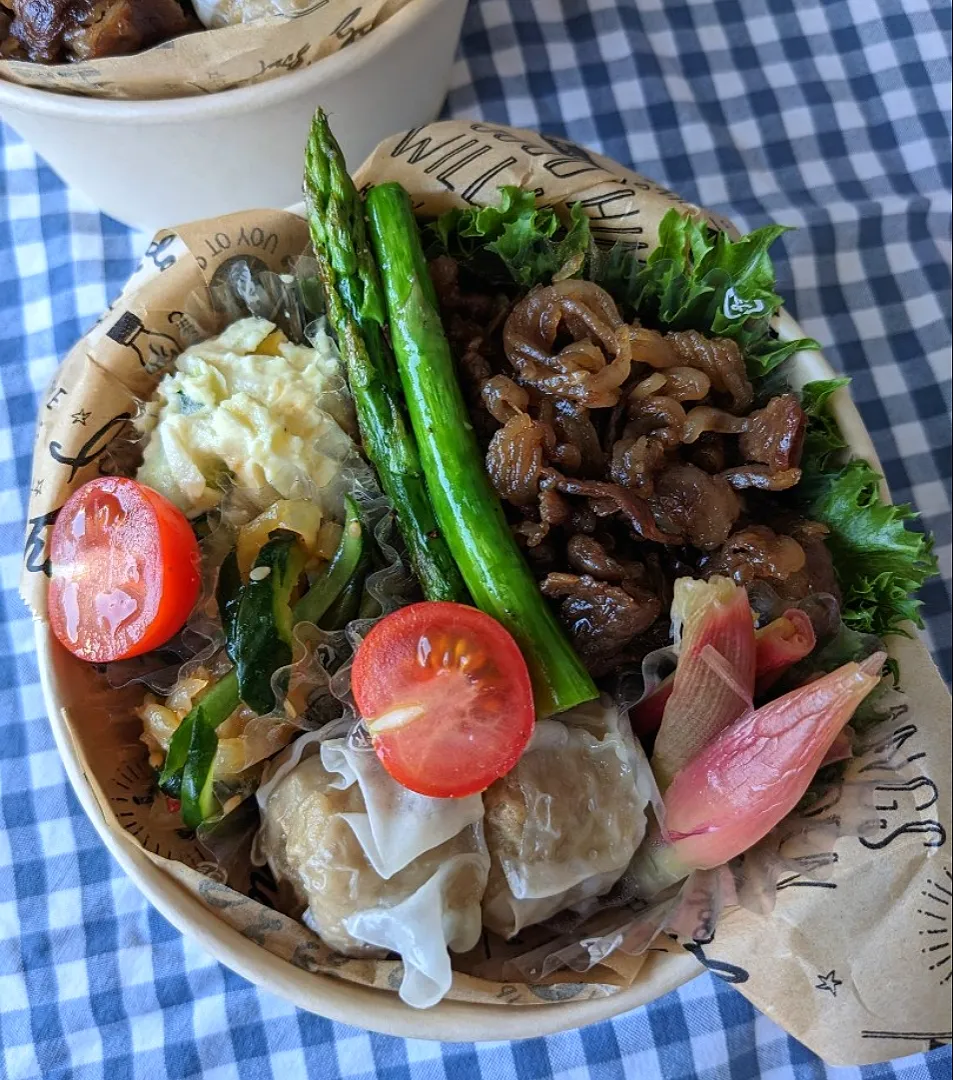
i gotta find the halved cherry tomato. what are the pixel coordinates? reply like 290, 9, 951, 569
48, 477, 201, 663
351, 601, 535, 798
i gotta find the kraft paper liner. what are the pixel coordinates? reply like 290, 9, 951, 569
0, 0, 413, 100
20, 120, 952, 1062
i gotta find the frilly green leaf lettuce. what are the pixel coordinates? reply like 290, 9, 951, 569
749, 335, 822, 376
434, 193, 820, 373
594, 210, 821, 374
798, 379, 938, 637
431, 186, 590, 287
799, 376, 851, 473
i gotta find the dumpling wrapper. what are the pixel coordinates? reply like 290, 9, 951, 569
320, 738, 484, 879
482, 697, 651, 938
258, 730, 489, 1008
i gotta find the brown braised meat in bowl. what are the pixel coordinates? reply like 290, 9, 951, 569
1, 0, 197, 62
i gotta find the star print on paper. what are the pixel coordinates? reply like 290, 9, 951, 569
71, 408, 92, 426
31, 480, 44, 497
815, 970, 842, 996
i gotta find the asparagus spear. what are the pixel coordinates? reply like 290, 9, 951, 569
304, 111, 467, 604
364, 182, 598, 718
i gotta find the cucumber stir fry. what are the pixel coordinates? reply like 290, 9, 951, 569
158, 498, 365, 828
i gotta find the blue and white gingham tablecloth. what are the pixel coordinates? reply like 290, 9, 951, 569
1, 1, 950, 1077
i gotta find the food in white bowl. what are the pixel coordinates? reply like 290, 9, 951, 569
39, 111, 939, 1016
0, 0, 398, 62
0, 0, 469, 228
0, 0, 198, 62
192, 0, 329, 29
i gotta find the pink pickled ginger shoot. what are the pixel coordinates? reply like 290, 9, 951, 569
754, 609, 816, 694
631, 673, 674, 739
663, 651, 885, 870
652, 576, 756, 789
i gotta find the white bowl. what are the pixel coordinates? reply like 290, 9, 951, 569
0, 0, 467, 231
34, 315, 880, 1041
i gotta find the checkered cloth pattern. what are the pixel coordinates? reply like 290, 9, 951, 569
0, 0, 950, 1077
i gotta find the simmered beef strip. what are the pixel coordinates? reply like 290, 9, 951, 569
430, 261, 837, 676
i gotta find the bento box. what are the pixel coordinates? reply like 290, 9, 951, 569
22, 121, 952, 1060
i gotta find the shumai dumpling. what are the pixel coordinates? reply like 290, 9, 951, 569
258, 730, 489, 1008
482, 697, 651, 938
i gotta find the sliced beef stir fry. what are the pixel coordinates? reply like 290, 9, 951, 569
429, 259, 838, 677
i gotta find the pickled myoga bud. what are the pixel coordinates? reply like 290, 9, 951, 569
664, 653, 884, 871
651, 576, 756, 789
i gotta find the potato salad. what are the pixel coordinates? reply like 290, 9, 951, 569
137, 316, 355, 519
